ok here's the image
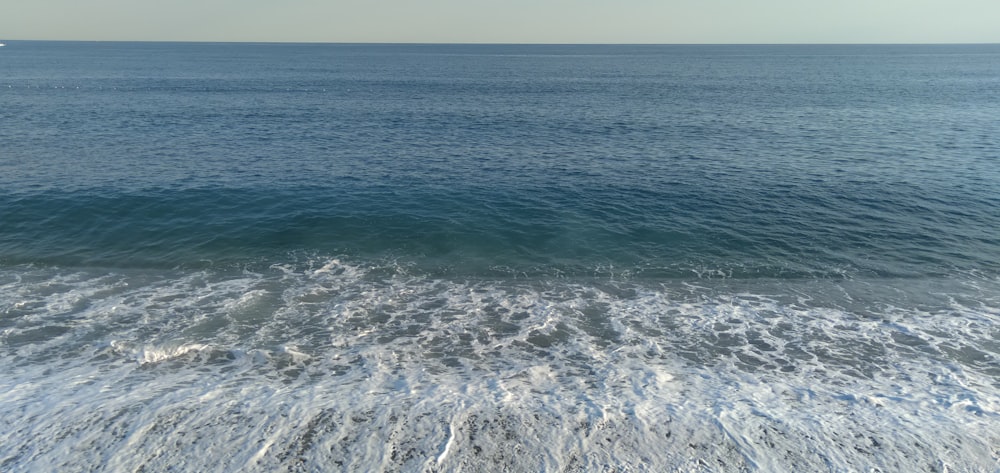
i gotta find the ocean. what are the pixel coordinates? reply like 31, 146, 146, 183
1, 41, 999, 471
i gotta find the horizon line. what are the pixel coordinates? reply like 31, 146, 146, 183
3, 38, 1000, 46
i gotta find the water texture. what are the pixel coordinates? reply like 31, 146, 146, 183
1, 42, 999, 471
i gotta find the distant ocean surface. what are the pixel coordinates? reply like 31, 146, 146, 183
2, 42, 999, 471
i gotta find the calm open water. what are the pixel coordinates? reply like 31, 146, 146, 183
1, 41, 999, 471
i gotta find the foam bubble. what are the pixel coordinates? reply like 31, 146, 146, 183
1, 261, 998, 471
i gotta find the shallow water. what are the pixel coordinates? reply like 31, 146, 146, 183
2, 261, 998, 471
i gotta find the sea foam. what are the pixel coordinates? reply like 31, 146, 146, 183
1, 261, 998, 471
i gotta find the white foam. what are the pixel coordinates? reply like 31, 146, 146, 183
1, 261, 998, 471
134, 343, 211, 365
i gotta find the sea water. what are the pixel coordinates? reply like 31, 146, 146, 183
1, 42, 999, 471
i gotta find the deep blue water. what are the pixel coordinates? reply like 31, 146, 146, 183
4, 42, 999, 277
1, 42, 999, 471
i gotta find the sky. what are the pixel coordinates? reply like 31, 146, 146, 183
3, 0, 999, 44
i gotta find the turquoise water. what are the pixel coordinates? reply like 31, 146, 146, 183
2, 42, 999, 471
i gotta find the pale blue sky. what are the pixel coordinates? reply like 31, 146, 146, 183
3, 0, 999, 43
